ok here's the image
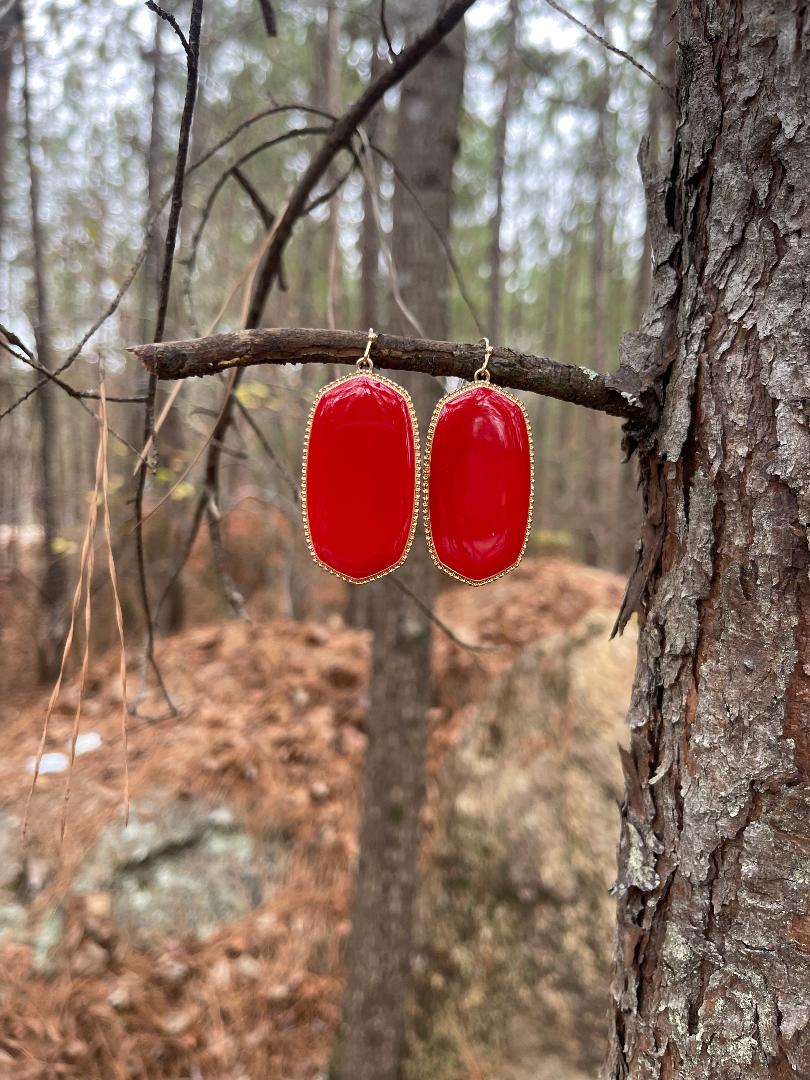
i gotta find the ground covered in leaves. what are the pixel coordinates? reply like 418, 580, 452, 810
0, 557, 623, 1080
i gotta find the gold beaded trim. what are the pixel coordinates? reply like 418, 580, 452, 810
301, 370, 421, 585
423, 382, 535, 587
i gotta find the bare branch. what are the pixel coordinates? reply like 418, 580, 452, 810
133, 0, 204, 716
233, 395, 300, 506
145, 1, 191, 59
542, 0, 673, 98
183, 126, 332, 322
231, 167, 274, 228
132, 327, 653, 422
255, 0, 277, 37
389, 578, 499, 653
1, 328, 146, 402
184, 5, 482, 614
379, 0, 395, 59
244, 0, 481, 327
0, 109, 341, 425
205, 488, 248, 619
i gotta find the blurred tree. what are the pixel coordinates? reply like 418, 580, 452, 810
487, 0, 520, 344
332, 3, 467, 1078
0, 0, 20, 250
140, 13, 186, 635
20, 3, 67, 678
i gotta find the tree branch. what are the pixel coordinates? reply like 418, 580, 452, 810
255, 0, 276, 37
145, 1, 191, 59
131, 327, 652, 422
243, 0, 481, 327
542, 0, 673, 98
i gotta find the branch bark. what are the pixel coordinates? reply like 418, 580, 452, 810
131, 327, 652, 422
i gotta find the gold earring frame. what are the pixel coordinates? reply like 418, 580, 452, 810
300, 329, 421, 585
423, 338, 535, 587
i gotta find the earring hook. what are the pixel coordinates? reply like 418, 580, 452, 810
473, 337, 493, 382
356, 327, 378, 371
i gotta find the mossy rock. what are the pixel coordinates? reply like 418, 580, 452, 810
406, 611, 637, 1080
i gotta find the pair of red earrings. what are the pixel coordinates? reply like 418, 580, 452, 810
301, 330, 534, 587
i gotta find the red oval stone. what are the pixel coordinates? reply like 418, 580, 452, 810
304, 373, 418, 582
426, 384, 532, 583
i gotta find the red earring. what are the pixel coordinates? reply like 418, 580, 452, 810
302, 329, 420, 584
424, 338, 533, 585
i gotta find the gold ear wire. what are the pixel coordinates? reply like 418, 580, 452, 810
474, 336, 493, 382
356, 327, 378, 370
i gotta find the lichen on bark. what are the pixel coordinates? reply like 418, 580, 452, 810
604, 4, 810, 1078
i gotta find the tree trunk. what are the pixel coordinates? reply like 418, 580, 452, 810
346, 31, 386, 631
582, 0, 612, 568
0, 0, 20, 249
332, 4, 466, 1078
616, 0, 678, 575
323, 0, 343, 330
487, 0, 519, 345
21, 8, 68, 680
142, 14, 185, 633
604, 5, 810, 1077
634, 0, 677, 325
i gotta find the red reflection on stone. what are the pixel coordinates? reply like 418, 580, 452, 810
304, 374, 417, 581
427, 384, 532, 583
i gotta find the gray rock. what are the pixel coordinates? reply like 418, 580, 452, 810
406, 611, 637, 1080
0, 811, 22, 891
76, 793, 283, 944
31, 908, 64, 974
0, 811, 27, 950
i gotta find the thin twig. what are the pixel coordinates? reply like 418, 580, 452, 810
244, 0, 481, 326
205, 487, 248, 619
193, 2, 481, 612
542, 0, 673, 97
1, 330, 146, 401
233, 395, 300, 506
0, 108, 339, 424
389, 578, 500, 653
182, 126, 330, 327
133, 0, 204, 716
145, 1, 190, 58
255, 0, 277, 36
356, 129, 425, 337
379, 0, 396, 59
369, 138, 484, 336
0, 334, 143, 453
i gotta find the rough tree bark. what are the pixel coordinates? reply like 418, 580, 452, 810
133, 327, 649, 420
634, 0, 677, 325
617, 0, 677, 573
331, 3, 466, 1078
604, 5, 810, 1078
